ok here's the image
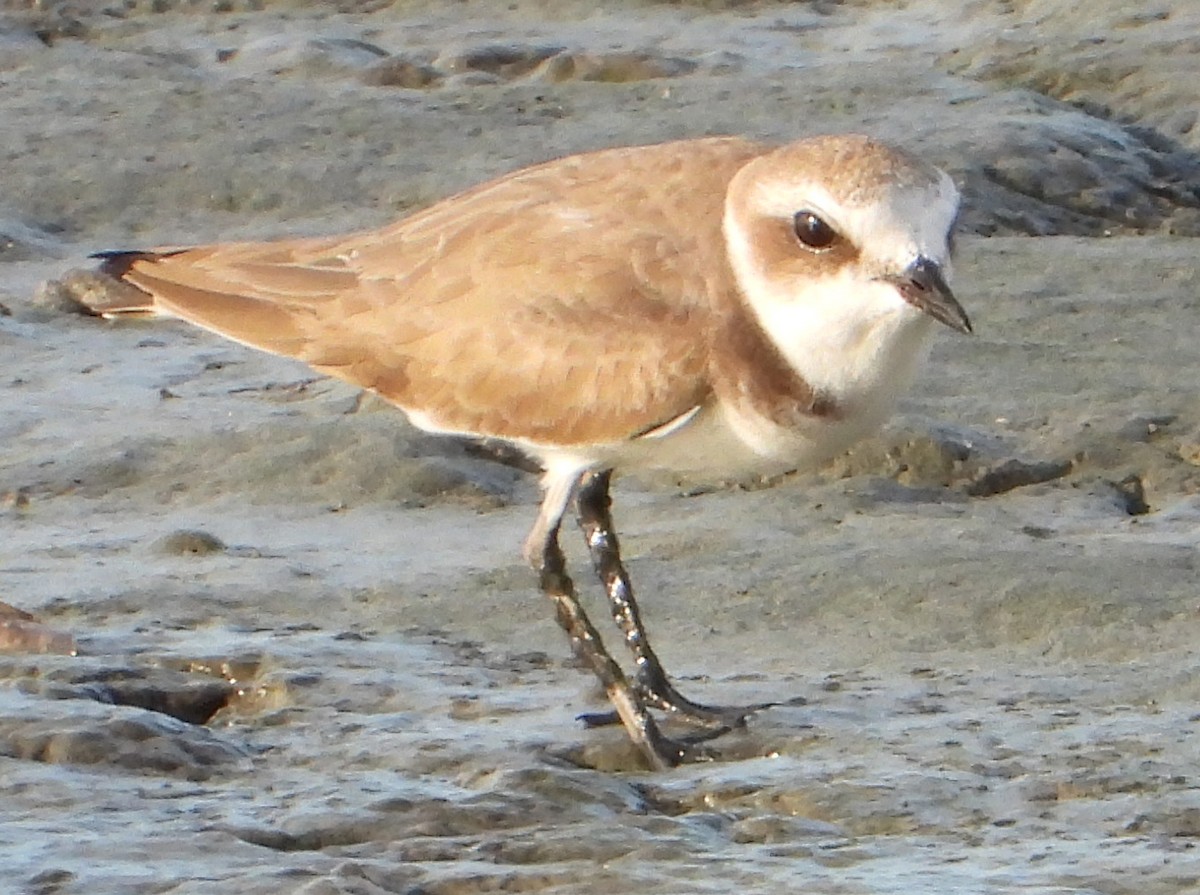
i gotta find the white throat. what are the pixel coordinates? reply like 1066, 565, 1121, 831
722, 214, 937, 421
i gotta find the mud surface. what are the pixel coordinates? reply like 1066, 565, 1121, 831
3, 1, 1200, 892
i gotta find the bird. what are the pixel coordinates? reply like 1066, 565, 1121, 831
71, 134, 970, 770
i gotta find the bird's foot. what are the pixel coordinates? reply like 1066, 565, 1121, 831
579, 677, 776, 732
577, 700, 773, 732
640, 666, 779, 728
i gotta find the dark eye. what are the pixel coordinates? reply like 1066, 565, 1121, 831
793, 211, 838, 251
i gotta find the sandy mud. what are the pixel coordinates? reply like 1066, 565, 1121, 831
2, 1, 1200, 892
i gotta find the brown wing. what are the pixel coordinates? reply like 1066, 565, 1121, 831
99, 137, 767, 447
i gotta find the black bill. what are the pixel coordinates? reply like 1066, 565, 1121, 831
886, 256, 972, 334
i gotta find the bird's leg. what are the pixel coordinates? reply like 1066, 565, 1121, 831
575, 469, 774, 729
533, 484, 693, 769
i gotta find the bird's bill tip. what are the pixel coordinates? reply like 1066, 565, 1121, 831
886, 257, 972, 335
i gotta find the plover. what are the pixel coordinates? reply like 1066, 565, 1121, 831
73, 135, 970, 769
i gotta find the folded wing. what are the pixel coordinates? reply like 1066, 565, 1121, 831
89, 138, 766, 448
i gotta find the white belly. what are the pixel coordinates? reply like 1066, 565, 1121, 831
574, 397, 887, 482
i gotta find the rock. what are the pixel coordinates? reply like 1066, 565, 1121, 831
965, 458, 1074, 497
222, 35, 390, 78
36, 664, 237, 725
0, 602, 78, 656
824, 432, 977, 488
361, 55, 443, 89
0, 620, 78, 656
75, 676, 235, 725
1110, 473, 1150, 515
534, 50, 699, 83
154, 529, 227, 557
0, 601, 35, 622
0, 698, 249, 779
1117, 414, 1177, 442
436, 43, 563, 79
944, 4, 1200, 155
33, 269, 147, 317
962, 110, 1200, 236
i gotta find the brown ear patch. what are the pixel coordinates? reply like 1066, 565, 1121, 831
737, 213, 861, 286
711, 301, 839, 426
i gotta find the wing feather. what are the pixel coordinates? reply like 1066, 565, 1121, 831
101, 137, 767, 447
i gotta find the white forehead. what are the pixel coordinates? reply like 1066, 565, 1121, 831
730, 136, 961, 269
745, 167, 960, 267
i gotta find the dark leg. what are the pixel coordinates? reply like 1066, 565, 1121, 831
536, 508, 694, 769
575, 469, 775, 728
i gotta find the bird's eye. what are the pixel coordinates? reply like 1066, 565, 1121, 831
792, 211, 838, 251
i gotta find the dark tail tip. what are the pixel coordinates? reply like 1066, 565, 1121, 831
90, 249, 164, 280
91, 248, 190, 278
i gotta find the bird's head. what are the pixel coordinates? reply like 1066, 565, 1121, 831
723, 135, 970, 345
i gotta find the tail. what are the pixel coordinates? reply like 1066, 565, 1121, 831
70, 240, 345, 359
92, 249, 183, 279
73, 249, 188, 317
